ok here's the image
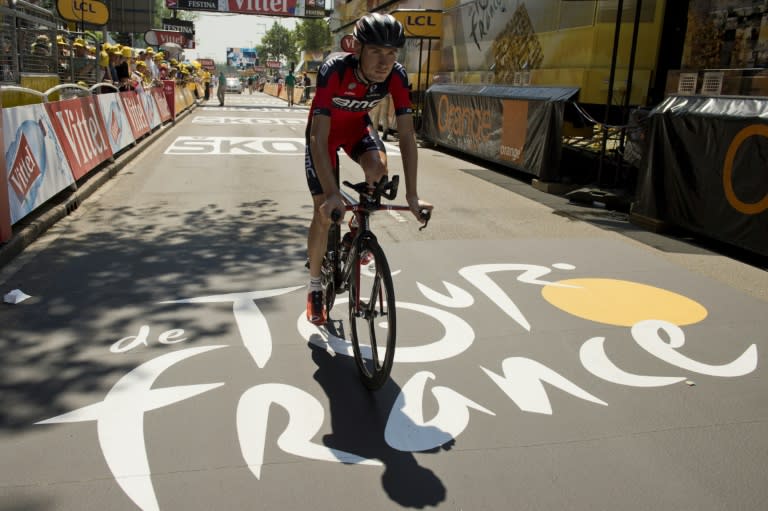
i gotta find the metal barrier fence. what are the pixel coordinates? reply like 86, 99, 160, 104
1, 1, 59, 82
0, 1, 97, 86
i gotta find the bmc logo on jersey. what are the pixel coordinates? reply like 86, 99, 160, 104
332, 97, 384, 111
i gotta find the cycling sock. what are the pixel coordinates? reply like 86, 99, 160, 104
309, 277, 322, 292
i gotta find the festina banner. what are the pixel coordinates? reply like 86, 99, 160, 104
161, 17, 195, 49
165, 0, 326, 18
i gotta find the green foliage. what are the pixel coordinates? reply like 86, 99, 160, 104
294, 18, 332, 52
257, 21, 298, 65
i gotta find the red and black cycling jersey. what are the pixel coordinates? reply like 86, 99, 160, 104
303, 53, 413, 196
308, 52, 412, 125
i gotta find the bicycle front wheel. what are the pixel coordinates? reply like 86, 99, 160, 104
348, 236, 396, 390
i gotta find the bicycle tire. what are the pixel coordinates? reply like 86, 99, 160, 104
348, 236, 396, 390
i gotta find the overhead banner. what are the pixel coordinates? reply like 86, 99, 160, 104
421, 84, 577, 181
634, 95, 768, 257
165, 0, 326, 17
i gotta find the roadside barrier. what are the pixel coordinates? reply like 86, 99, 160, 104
1, 80, 198, 245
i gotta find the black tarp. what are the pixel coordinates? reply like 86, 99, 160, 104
420, 84, 579, 181
634, 95, 768, 256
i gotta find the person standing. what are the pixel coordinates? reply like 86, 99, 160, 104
285, 69, 296, 107
218, 71, 226, 106
302, 72, 312, 103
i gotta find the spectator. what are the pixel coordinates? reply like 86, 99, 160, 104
115, 46, 133, 90
302, 71, 311, 103
285, 69, 296, 107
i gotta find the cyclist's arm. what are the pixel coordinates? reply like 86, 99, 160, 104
396, 113, 418, 200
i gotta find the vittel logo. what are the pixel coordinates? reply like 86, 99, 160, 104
332, 97, 383, 112
8, 134, 40, 202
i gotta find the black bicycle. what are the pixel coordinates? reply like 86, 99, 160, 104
322, 175, 430, 390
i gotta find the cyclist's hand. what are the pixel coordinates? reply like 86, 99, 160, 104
407, 195, 433, 224
320, 193, 345, 223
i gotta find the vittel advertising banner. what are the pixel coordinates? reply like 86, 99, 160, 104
151, 85, 173, 123
96, 93, 136, 154
119, 91, 151, 140
45, 97, 112, 180
136, 85, 162, 130
2, 104, 75, 224
166, 0, 322, 17
0, 101, 12, 241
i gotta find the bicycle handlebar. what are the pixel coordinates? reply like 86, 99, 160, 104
330, 175, 430, 230
342, 175, 399, 201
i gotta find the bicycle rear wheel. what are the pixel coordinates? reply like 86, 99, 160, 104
348, 236, 396, 390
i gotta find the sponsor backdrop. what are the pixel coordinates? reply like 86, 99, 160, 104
1, 83, 195, 241
634, 95, 768, 257
421, 84, 577, 180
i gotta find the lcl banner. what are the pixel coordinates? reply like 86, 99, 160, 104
45, 97, 112, 180
2, 104, 75, 224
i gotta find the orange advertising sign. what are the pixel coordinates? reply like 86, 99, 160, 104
500, 100, 528, 165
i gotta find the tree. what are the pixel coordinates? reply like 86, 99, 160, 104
257, 21, 297, 66
294, 18, 332, 52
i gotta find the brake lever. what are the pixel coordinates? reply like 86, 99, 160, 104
381, 175, 399, 200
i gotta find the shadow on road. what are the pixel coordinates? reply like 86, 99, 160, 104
309, 334, 452, 508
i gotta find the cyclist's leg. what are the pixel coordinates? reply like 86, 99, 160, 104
305, 139, 339, 324
348, 124, 388, 186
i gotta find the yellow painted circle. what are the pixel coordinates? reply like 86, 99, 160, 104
541, 278, 708, 327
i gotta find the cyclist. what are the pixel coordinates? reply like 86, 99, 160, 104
304, 13, 433, 325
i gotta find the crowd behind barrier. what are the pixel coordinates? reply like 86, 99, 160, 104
0, 78, 201, 244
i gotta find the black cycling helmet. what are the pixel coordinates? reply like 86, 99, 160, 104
353, 13, 406, 48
